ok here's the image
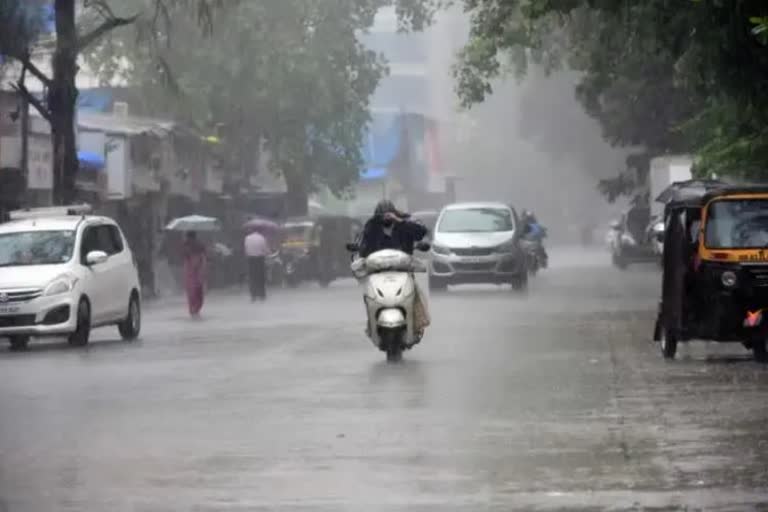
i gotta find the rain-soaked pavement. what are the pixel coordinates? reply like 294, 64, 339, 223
2, 248, 768, 511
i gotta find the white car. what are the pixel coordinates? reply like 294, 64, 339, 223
429, 202, 528, 291
0, 206, 141, 350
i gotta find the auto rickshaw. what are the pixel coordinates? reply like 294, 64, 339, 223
654, 183, 768, 361
280, 215, 363, 287
313, 215, 363, 286
280, 218, 317, 287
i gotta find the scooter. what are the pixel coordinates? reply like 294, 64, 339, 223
346, 243, 430, 362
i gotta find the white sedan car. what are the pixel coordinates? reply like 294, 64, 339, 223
0, 207, 141, 350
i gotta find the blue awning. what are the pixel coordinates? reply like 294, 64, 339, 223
360, 112, 403, 181
78, 151, 105, 171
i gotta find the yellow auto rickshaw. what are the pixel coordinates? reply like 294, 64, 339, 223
654, 182, 768, 361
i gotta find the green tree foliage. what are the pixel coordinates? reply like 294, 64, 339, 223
0, 0, 223, 203
455, 0, 768, 195
87, 0, 439, 215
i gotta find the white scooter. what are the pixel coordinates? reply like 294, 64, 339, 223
347, 243, 430, 362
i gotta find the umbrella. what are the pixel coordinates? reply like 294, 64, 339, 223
166, 215, 220, 232
655, 179, 728, 205
243, 217, 280, 234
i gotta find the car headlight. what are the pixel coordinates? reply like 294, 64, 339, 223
721, 271, 737, 288
43, 275, 77, 296
432, 244, 451, 256
496, 241, 516, 253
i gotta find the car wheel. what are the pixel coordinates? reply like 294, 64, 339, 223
8, 335, 30, 351
659, 325, 677, 359
68, 299, 91, 347
118, 293, 141, 341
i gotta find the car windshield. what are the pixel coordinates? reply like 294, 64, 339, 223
705, 199, 768, 248
437, 208, 514, 233
0, 230, 76, 266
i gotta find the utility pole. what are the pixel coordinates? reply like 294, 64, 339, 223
19, 95, 29, 206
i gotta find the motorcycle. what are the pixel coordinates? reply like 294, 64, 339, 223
521, 225, 548, 276
346, 243, 430, 362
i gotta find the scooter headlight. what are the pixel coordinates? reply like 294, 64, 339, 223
721, 270, 737, 288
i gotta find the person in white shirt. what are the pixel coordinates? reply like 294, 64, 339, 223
244, 230, 269, 301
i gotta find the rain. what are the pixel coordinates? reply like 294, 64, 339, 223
1, 1, 768, 510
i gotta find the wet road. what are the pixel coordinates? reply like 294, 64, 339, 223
2, 248, 768, 511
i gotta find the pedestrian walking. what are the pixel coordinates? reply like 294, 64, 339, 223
244, 229, 269, 302
183, 231, 207, 318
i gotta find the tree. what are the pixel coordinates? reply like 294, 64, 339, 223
86, 0, 440, 215
454, 0, 768, 195
0, 0, 222, 204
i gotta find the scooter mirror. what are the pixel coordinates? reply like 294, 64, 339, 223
415, 242, 431, 252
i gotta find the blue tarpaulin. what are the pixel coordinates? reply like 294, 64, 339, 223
78, 151, 105, 170
360, 112, 403, 181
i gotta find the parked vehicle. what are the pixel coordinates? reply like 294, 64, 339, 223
347, 245, 430, 362
649, 155, 693, 220
429, 202, 528, 291
280, 218, 317, 287
646, 215, 665, 264
609, 206, 657, 268
0, 206, 141, 350
654, 183, 768, 361
281, 215, 363, 287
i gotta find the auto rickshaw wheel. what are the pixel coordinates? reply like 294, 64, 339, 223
752, 339, 768, 363
659, 326, 678, 359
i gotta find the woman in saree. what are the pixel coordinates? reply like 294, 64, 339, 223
183, 231, 208, 318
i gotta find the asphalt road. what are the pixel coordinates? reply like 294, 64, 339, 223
2, 248, 768, 511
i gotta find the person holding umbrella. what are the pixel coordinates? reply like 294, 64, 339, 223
183, 231, 208, 318
244, 227, 270, 302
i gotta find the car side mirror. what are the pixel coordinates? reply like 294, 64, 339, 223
415, 241, 431, 252
609, 220, 621, 230
86, 250, 108, 266
345, 243, 360, 253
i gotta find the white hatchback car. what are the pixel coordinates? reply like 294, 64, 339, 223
0, 206, 141, 350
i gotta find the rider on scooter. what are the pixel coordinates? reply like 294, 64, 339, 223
358, 200, 430, 339
521, 209, 549, 268
359, 200, 428, 257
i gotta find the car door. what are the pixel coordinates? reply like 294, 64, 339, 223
79, 224, 111, 324
103, 223, 135, 320
93, 224, 129, 321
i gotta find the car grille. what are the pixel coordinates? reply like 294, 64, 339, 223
0, 289, 43, 303
452, 247, 494, 257
0, 315, 36, 328
454, 262, 496, 272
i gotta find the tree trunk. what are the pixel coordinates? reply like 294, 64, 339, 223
50, 0, 79, 205
283, 164, 309, 217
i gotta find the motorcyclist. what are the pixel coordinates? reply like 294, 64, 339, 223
521, 209, 549, 268
357, 199, 430, 340
359, 200, 428, 257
